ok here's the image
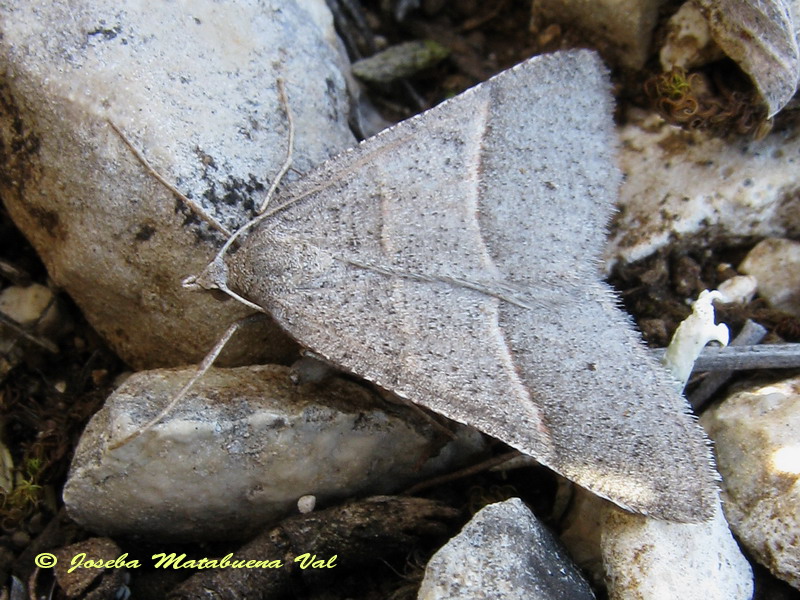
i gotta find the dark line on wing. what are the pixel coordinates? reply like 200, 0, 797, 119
336, 257, 565, 310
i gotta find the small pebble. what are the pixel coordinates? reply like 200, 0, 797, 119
10, 530, 30, 549
297, 495, 316, 514
739, 238, 800, 317
27, 511, 45, 535
717, 275, 757, 305
659, 0, 724, 70
0, 284, 56, 327
54, 537, 125, 598
352, 40, 449, 83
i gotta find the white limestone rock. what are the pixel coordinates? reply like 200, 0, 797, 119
659, 1, 725, 70
0, 0, 356, 369
559, 488, 753, 600
739, 238, 800, 317
63, 365, 485, 541
717, 275, 758, 305
604, 110, 800, 270
601, 501, 753, 599
418, 498, 595, 600
701, 377, 800, 589
0, 283, 62, 380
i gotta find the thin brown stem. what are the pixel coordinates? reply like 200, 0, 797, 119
402, 451, 522, 496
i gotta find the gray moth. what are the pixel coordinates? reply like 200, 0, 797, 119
192, 50, 718, 523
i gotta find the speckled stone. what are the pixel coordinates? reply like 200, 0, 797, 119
64, 365, 486, 541
418, 498, 595, 600
739, 238, 800, 317
701, 376, 800, 589
601, 501, 753, 600
604, 110, 800, 271
0, 0, 356, 369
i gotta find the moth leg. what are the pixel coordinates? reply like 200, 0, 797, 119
106, 119, 232, 237
108, 314, 265, 451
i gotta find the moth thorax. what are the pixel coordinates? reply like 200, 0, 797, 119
229, 234, 334, 297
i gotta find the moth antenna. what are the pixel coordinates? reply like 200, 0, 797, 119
108, 315, 263, 451
258, 78, 295, 215
186, 79, 295, 286
106, 119, 233, 238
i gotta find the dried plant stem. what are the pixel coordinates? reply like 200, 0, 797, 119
0, 310, 58, 354
651, 342, 800, 372
401, 451, 522, 496
689, 319, 767, 409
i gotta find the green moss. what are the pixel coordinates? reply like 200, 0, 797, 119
1, 457, 44, 518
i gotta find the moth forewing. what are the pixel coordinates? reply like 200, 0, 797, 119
223, 50, 718, 523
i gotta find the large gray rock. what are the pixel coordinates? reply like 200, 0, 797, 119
0, 0, 356, 369
701, 376, 800, 590
64, 365, 485, 541
418, 498, 595, 600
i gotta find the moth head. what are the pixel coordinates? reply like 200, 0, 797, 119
183, 255, 267, 313
182, 256, 229, 293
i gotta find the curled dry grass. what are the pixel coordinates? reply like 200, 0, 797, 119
644, 66, 771, 138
